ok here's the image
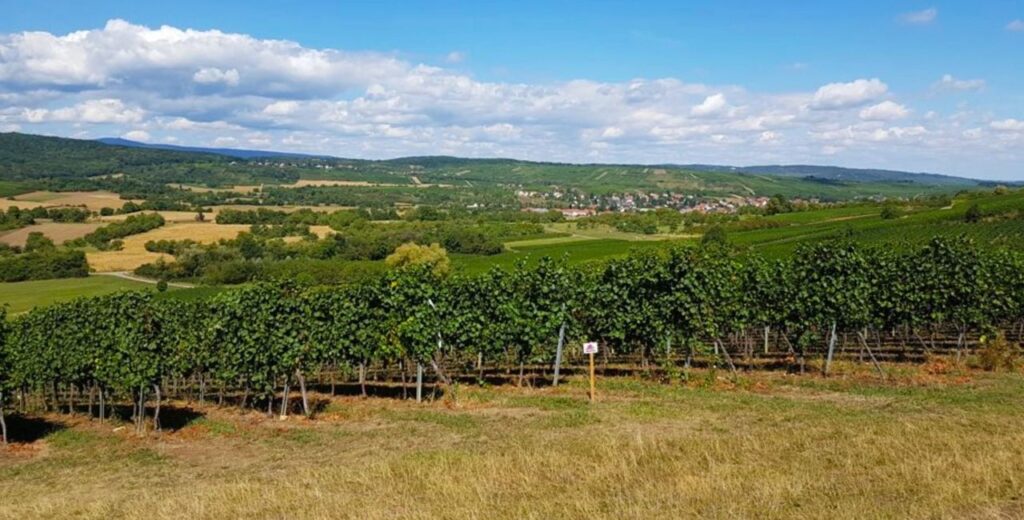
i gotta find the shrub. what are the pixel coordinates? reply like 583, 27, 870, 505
976, 333, 1019, 372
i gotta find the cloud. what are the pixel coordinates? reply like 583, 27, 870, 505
932, 74, 985, 92
1007, 20, 1024, 31
690, 93, 731, 117
445, 51, 466, 64
990, 119, 1024, 131
0, 20, 1022, 179
21, 98, 144, 124
122, 129, 151, 141
900, 8, 937, 25
810, 79, 888, 110
193, 67, 240, 86
0, 18, 409, 96
859, 101, 909, 121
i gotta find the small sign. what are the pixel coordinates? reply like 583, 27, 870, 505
582, 341, 599, 354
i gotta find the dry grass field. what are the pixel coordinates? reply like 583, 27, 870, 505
1, 191, 141, 211
2, 365, 1023, 519
167, 184, 260, 194
0, 222, 103, 247
98, 211, 218, 223
86, 222, 251, 272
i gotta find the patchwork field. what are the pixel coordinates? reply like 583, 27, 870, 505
1, 368, 1022, 519
86, 222, 251, 272
1, 191, 140, 211
0, 222, 103, 246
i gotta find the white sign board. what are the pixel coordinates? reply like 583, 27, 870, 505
582, 341, 599, 355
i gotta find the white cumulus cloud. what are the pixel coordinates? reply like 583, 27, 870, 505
1007, 19, 1024, 32
690, 93, 731, 117
193, 67, 240, 86
122, 129, 151, 141
859, 101, 909, 121
0, 20, 1021, 179
810, 79, 888, 110
990, 119, 1024, 131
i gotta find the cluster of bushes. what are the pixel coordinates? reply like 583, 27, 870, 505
0, 206, 91, 231
0, 233, 88, 282
67, 213, 165, 250
134, 218, 542, 283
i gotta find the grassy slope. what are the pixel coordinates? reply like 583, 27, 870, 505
2, 369, 1023, 519
0, 276, 225, 315
729, 189, 1024, 257
304, 160, 967, 199
0, 277, 156, 315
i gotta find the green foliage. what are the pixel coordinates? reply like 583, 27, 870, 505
0, 249, 89, 282
964, 203, 983, 223
3, 237, 1023, 421
701, 225, 728, 246
385, 243, 451, 277
77, 213, 165, 249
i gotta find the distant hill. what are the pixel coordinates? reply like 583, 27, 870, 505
1, 132, 1015, 200
680, 164, 985, 187
97, 137, 328, 160
0, 132, 228, 180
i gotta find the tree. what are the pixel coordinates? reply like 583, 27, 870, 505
701, 225, 728, 246
385, 242, 450, 277
880, 205, 900, 220
964, 203, 983, 223
24, 232, 55, 253
765, 194, 793, 215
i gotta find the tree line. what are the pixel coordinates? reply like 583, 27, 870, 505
1, 237, 1022, 440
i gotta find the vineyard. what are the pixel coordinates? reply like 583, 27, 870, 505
1, 236, 1023, 442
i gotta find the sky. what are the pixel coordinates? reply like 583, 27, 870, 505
0, 1, 1022, 180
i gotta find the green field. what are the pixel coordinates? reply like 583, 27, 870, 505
723, 189, 1024, 257
2, 368, 1023, 519
0, 276, 163, 315
0, 180, 36, 198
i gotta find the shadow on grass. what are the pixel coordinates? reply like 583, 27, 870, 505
3, 414, 66, 443
155, 405, 205, 431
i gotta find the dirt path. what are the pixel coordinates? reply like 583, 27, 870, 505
92, 271, 195, 288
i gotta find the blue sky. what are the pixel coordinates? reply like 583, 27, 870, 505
1, 1, 1022, 179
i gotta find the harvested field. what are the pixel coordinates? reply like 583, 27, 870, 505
1, 191, 141, 211
86, 222, 250, 272
99, 210, 218, 223
167, 184, 260, 194
0, 222, 103, 247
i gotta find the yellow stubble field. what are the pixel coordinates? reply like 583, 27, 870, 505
86, 223, 252, 272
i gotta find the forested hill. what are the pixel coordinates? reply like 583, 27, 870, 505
0, 132, 1007, 198
96, 137, 326, 160
95, 136, 994, 187
0, 132, 229, 180
682, 164, 988, 187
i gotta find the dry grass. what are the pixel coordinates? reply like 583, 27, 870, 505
214, 204, 358, 213
2, 369, 1023, 519
98, 211, 218, 224
86, 222, 250, 272
2, 191, 141, 211
0, 222, 103, 247
166, 184, 260, 194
